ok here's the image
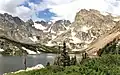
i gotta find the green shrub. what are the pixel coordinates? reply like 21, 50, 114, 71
6, 54, 120, 75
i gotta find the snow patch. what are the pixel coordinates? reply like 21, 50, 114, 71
72, 49, 80, 51
113, 18, 120, 22
0, 48, 4, 52
47, 24, 53, 32
26, 64, 44, 71
43, 24, 54, 33
22, 47, 37, 54
57, 31, 65, 35
66, 43, 72, 49
46, 41, 55, 46
83, 45, 88, 48
71, 32, 76, 36
33, 23, 47, 30
70, 30, 82, 44
100, 11, 109, 16
52, 35, 57, 40
37, 51, 41, 54
70, 36, 82, 44
51, 30, 56, 34
6, 64, 44, 74
29, 36, 38, 42
93, 52, 98, 56
61, 24, 69, 30
81, 26, 92, 33
48, 21, 52, 25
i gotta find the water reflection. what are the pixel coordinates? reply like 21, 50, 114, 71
0, 53, 56, 75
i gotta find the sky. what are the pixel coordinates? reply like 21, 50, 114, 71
0, 0, 120, 22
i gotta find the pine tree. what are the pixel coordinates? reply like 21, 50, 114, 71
61, 42, 70, 67
54, 41, 70, 67
46, 62, 50, 67
71, 56, 77, 65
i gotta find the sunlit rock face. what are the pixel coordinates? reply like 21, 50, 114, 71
71, 9, 116, 50
48, 9, 119, 51
0, 13, 35, 44
0, 9, 120, 55
0, 12, 72, 55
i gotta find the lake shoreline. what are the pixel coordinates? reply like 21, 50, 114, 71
0, 54, 57, 75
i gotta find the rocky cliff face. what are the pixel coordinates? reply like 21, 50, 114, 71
0, 9, 120, 55
46, 9, 119, 52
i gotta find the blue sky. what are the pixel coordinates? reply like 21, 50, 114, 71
0, 0, 120, 22
29, 0, 41, 4
20, 0, 120, 22
36, 9, 57, 21
19, 0, 58, 21
20, 0, 41, 7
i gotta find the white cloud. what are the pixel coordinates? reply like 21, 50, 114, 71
42, 0, 74, 5
23, 0, 76, 21
28, 2, 47, 12
16, 6, 32, 21
47, 0, 118, 22
105, 0, 120, 16
0, 0, 120, 22
33, 0, 120, 22
0, 0, 32, 21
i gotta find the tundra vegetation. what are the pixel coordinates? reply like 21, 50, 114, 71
6, 41, 120, 75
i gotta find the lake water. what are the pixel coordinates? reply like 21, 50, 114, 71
0, 53, 57, 75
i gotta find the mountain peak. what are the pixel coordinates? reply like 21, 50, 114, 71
1, 9, 120, 55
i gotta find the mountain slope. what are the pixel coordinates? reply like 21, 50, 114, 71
49, 9, 118, 52
86, 24, 120, 57
0, 9, 120, 55
0, 13, 59, 55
